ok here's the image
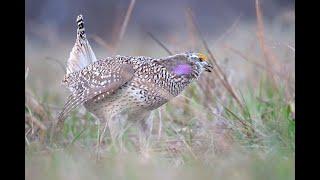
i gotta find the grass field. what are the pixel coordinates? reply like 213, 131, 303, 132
25, 3, 294, 179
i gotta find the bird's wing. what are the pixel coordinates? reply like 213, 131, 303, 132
57, 63, 134, 123
66, 14, 98, 74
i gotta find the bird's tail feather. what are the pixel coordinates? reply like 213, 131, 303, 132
66, 14, 98, 74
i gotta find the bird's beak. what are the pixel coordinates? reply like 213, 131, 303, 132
204, 63, 213, 72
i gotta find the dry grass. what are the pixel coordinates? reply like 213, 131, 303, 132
186, 8, 245, 112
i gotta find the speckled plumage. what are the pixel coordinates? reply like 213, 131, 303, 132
57, 15, 213, 146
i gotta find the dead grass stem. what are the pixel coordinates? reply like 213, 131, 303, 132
186, 8, 244, 111
147, 32, 173, 55
115, 0, 136, 51
255, 0, 280, 89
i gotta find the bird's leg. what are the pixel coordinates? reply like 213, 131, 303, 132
96, 122, 100, 160
106, 118, 118, 151
95, 120, 103, 161
118, 120, 133, 153
94, 118, 111, 161
138, 113, 153, 155
107, 114, 128, 152
96, 118, 119, 158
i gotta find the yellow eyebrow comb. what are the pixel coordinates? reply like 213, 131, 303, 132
197, 53, 208, 61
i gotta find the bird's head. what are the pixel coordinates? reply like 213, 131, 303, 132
165, 52, 213, 79
185, 52, 213, 73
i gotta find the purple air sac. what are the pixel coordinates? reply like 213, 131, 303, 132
172, 64, 192, 75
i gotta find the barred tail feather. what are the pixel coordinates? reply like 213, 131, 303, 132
66, 14, 97, 74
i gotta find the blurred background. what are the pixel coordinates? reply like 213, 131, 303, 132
26, 0, 295, 180
26, 0, 293, 41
